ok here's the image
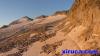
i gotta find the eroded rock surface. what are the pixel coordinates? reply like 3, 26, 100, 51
0, 0, 100, 56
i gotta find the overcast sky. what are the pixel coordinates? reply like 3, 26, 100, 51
0, 0, 74, 26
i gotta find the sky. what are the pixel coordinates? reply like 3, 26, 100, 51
0, 0, 74, 26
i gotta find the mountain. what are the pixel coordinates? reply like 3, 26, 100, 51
53, 10, 68, 15
9, 16, 33, 25
35, 15, 48, 19
0, 0, 100, 56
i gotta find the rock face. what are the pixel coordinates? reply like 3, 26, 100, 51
0, 0, 100, 56
69, 0, 100, 50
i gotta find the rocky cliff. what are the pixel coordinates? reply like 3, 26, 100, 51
0, 0, 100, 56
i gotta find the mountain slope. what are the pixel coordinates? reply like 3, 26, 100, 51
0, 0, 100, 56
9, 16, 33, 25
0, 15, 67, 56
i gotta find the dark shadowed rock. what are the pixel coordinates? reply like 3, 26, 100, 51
35, 15, 48, 19
0, 25, 9, 29
53, 10, 68, 15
